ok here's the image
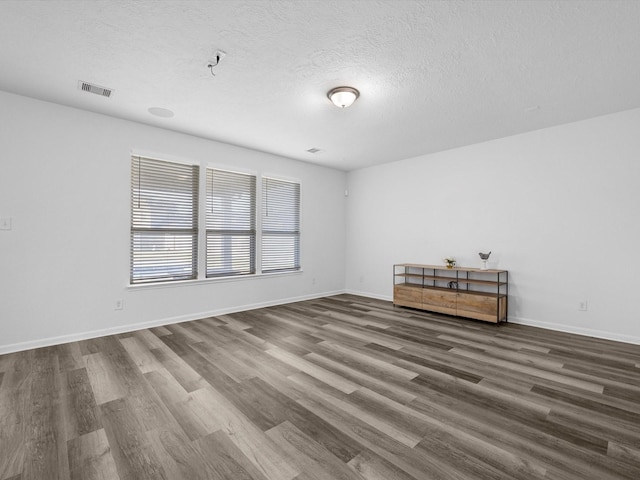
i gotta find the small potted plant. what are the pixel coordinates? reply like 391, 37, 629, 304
443, 256, 456, 269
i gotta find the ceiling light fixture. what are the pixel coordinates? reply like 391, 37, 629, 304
327, 86, 359, 108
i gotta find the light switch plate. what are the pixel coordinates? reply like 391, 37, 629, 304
0, 217, 11, 230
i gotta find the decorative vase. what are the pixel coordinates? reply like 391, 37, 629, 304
478, 252, 491, 270
446, 264, 454, 269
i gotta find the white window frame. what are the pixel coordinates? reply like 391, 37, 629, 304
129, 156, 302, 287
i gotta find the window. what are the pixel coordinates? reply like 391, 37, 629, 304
206, 169, 256, 277
262, 177, 300, 273
130, 156, 301, 284
130, 156, 199, 284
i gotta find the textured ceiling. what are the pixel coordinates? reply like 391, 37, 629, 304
1, 0, 640, 171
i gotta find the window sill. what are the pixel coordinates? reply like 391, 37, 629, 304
127, 269, 303, 291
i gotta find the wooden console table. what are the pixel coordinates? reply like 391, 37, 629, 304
393, 263, 508, 323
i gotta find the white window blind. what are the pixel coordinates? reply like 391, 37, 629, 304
262, 177, 300, 273
206, 169, 256, 277
131, 156, 199, 284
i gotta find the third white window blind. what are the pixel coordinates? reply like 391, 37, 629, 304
261, 177, 300, 273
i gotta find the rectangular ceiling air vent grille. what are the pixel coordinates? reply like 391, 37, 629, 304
306, 148, 323, 154
78, 80, 113, 98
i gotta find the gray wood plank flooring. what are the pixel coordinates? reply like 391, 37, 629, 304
1, 294, 639, 479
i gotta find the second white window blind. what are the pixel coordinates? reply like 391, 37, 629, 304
206, 169, 256, 277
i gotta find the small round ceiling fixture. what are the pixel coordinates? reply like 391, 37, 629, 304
327, 86, 359, 108
148, 107, 174, 118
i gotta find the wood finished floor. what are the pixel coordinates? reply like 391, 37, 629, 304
1, 295, 640, 480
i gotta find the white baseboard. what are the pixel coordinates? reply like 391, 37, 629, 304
4, 290, 638, 354
344, 289, 392, 302
347, 291, 640, 346
508, 315, 640, 346
0, 289, 346, 355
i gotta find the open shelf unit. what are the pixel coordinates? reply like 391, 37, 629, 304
393, 263, 508, 323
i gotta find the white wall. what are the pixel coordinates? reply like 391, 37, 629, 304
0, 91, 347, 353
3, 89, 639, 352
345, 108, 640, 344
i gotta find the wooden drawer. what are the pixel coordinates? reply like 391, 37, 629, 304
394, 284, 423, 309
456, 292, 507, 323
422, 288, 457, 316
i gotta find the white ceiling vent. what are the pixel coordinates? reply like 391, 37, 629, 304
306, 148, 323, 154
78, 80, 113, 98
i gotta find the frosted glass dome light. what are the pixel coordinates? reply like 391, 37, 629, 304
327, 86, 360, 108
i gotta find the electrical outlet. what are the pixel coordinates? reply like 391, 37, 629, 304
0, 217, 11, 230
312, 277, 316, 285
578, 300, 588, 311
115, 299, 123, 310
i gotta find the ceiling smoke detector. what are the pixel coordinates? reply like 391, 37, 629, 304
78, 80, 113, 98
